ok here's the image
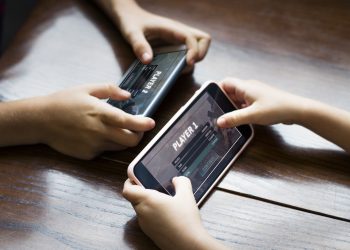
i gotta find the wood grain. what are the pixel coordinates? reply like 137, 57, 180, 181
1, 146, 349, 249
0, 0, 350, 248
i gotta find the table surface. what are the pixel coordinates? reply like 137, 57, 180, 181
0, 0, 349, 249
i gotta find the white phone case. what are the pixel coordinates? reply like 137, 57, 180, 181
127, 81, 254, 205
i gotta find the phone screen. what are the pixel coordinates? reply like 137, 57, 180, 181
108, 49, 186, 116
134, 83, 252, 202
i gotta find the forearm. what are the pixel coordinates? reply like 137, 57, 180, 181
297, 98, 350, 153
0, 98, 46, 147
93, 0, 140, 25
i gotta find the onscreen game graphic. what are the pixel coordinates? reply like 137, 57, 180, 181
108, 50, 185, 115
141, 92, 242, 195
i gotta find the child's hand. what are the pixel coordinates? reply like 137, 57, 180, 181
40, 84, 155, 159
115, 3, 211, 67
123, 176, 220, 250
217, 78, 305, 128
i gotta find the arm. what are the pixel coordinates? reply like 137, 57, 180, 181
0, 97, 47, 147
217, 78, 350, 153
297, 99, 350, 153
123, 177, 229, 250
93, 0, 211, 67
0, 84, 155, 159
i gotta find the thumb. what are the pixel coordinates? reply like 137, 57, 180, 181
217, 105, 258, 128
172, 176, 193, 198
86, 84, 131, 100
127, 30, 153, 64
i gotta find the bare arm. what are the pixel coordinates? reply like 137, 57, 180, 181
298, 99, 350, 152
0, 97, 45, 147
217, 78, 350, 153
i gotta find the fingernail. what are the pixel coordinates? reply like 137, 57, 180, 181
142, 52, 151, 63
146, 118, 155, 127
121, 89, 131, 97
217, 117, 225, 127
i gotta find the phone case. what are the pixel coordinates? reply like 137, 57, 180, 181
108, 45, 187, 117
127, 81, 254, 205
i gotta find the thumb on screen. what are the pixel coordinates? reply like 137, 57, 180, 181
172, 176, 193, 198
217, 105, 257, 128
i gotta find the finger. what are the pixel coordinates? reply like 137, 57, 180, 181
99, 104, 155, 131
172, 176, 193, 198
219, 78, 245, 94
195, 30, 211, 61
127, 30, 153, 64
185, 35, 199, 66
145, 23, 198, 66
123, 179, 148, 205
217, 105, 257, 128
85, 83, 131, 100
182, 64, 195, 75
106, 127, 143, 147
219, 78, 248, 104
196, 38, 210, 61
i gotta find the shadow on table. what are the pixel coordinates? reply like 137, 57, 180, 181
235, 125, 350, 184
123, 217, 158, 250
1, 122, 349, 248
0, 0, 133, 86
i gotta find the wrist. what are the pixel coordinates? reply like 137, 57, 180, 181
197, 231, 228, 250
283, 94, 311, 125
106, 0, 143, 26
23, 96, 51, 145
186, 227, 227, 250
294, 97, 319, 126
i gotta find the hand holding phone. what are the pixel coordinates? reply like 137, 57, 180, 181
108, 46, 187, 117
127, 82, 254, 204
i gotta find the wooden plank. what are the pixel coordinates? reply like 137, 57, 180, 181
201, 190, 350, 250
0, 0, 349, 226
0, 148, 349, 249
0, 146, 157, 249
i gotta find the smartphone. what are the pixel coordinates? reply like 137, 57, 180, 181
107, 45, 187, 117
127, 82, 254, 205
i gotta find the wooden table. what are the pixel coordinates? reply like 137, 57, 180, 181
0, 0, 349, 249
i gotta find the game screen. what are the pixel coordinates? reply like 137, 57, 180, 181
108, 50, 186, 115
139, 91, 243, 198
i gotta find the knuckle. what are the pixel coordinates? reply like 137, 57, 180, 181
105, 83, 115, 93
116, 114, 126, 126
203, 32, 211, 40
124, 133, 142, 147
135, 203, 149, 215
122, 187, 129, 199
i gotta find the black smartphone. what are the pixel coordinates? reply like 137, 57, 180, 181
127, 82, 254, 205
108, 45, 187, 117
